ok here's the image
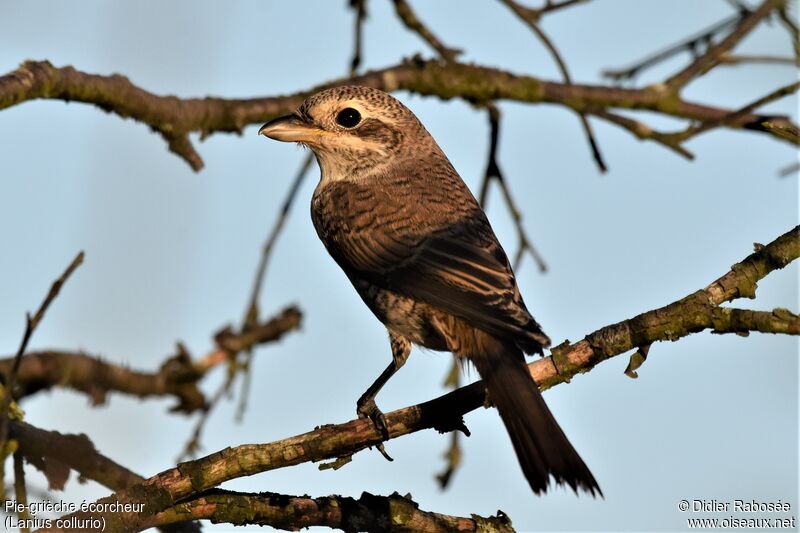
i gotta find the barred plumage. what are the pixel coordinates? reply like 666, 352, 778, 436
260, 85, 600, 496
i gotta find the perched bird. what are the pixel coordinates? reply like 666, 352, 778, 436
259, 86, 600, 496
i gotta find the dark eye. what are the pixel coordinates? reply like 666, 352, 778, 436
335, 107, 361, 128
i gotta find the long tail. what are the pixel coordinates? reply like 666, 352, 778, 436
470, 336, 601, 496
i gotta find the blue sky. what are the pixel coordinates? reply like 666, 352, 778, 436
1, 1, 797, 531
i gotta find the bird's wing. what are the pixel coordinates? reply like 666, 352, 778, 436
325, 206, 550, 351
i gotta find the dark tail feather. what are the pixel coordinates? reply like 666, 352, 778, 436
470, 338, 602, 497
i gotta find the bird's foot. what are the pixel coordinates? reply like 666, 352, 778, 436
356, 396, 389, 436
356, 396, 394, 461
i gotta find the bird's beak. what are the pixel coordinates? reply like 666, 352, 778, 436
258, 114, 319, 143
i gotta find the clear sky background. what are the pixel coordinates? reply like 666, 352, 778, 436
1, 1, 797, 532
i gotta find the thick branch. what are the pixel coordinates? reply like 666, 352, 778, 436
2, 58, 796, 171
11, 420, 142, 491
11, 421, 200, 533
0, 351, 206, 412
0, 61, 300, 171
45, 226, 798, 531
145, 490, 512, 533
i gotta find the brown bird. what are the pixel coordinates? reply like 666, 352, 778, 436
259, 86, 600, 496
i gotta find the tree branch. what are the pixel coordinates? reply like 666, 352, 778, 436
392, 0, 462, 62
665, 0, 782, 90
349, 0, 368, 74
11, 420, 200, 533
2, 57, 796, 171
588, 109, 695, 159
479, 105, 548, 272
45, 225, 798, 531
661, 81, 800, 145
502, 0, 590, 24
0, 306, 301, 410
144, 489, 513, 533
602, 10, 744, 82
0, 251, 83, 486
499, 0, 607, 172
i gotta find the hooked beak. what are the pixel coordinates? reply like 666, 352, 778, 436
258, 114, 320, 143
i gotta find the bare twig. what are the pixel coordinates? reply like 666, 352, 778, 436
779, 161, 799, 177
349, 0, 368, 74
776, 4, 800, 61
176, 306, 302, 459
434, 351, 463, 488
718, 53, 798, 65
13, 451, 31, 533
504, 0, 590, 24
8, 251, 84, 389
666, 0, 782, 90
603, 11, 745, 81
589, 109, 695, 159
231, 154, 315, 422
479, 105, 547, 272
392, 0, 462, 62
500, 0, 607, 172
243, 157, 314, 331
662, 81, 800, 145
49, 225, 798, 531
0, 251, 83, 466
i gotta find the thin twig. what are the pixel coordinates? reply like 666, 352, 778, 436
718, 53, 798, 65
0, 251, 84, 455
666, 0, 782, 90
663, 80, 800, 144
589, 109, 695, 159
173, 307, 302, 460
392, 0, 462, 62
243, 155, 314, 331
603, 11, 744, 81
13, 450, 31, 533
349, 0, 367, 75
434, 360, 462, 489
776, 4, 800, 62
479, 105, 548, 273
234, 153, 315, 422
779, 161, 799, 177
181, 151, 313, 452
9, 251, 84, 384
504, 0, 590, 24
500, 0, 607, 172
178, 379, 230, 461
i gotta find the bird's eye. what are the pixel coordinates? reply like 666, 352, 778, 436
335, 107, 361, 128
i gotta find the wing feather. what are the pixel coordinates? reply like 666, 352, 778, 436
312, 178, 550, 352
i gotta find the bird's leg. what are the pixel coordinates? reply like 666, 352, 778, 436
356, 332, 411, 436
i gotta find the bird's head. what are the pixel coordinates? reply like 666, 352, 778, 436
259, 86, 432, 180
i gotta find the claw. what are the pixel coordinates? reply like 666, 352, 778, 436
356, 396, 389, 435
356, 395, 394, 461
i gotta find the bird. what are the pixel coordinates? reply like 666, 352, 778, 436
259, 85, 600, 496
